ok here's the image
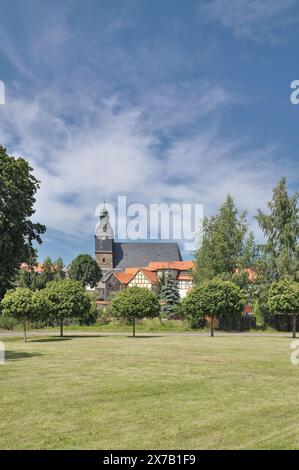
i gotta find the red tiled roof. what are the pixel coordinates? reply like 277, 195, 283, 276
146, 261, 194, 271
20, 262, 55, 274
176, 272, 192, 281
125, 268, 158, 285
114, 272, 134, 284
235, 267, 258, 282
124, 267, 140, 275
140, 269, 157, 284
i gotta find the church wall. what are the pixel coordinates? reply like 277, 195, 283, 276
95, 252, 113, 270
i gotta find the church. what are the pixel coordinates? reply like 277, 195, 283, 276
94, 204, 193, 299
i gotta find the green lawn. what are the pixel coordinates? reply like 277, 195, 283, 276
0, 333, 298, 449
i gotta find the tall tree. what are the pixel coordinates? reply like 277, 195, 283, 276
194, 195, 257, 283
159, 275, 181, 316
14, 256, 66, 290
256, 178, 299, 281
0, 147, 45, 298
68, 254, 102, 288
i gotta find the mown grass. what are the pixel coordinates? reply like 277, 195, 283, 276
0, 334, 298, 449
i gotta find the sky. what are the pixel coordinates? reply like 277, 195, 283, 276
0, 0, 298, 264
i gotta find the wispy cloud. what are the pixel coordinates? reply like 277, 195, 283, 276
0, 81, 296, 248
199, 0, 299, 42
0, 0, 298, 260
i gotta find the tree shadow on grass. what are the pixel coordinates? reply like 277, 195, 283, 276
5, 350, 43, 361
127, 335, 164, 339
31, 337, 72, 343
64, 334, 110, 339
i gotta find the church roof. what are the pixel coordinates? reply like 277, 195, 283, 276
113, 242, 182, 270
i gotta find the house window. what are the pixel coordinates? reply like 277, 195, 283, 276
102, 257, 106, 263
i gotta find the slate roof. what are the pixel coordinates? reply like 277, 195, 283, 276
113, 242, 182, 270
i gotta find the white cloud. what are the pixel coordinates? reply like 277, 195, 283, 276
0, 81, 297, 248
0, 1, 298, 256
199, 0, 299, 42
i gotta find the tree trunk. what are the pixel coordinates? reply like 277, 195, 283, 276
60, 316, 64, 337
132, 317, 136, 337
293, 314, 297, 338
24, 320, 27, 342
211, 315, 214, 337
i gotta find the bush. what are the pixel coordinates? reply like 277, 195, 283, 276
0, 314, 18, 330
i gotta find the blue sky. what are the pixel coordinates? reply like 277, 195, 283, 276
0, 0, 298, 264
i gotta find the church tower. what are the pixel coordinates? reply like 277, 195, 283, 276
95, 202, 114, 270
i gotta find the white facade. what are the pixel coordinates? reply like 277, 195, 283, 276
128, 271, 153, 290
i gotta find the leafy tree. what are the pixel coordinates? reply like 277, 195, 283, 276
14, 256, 66, 290
68, 254, 102, 288
13, 251, 40, 290
256, 178, 299, 281
268, 280, 299, 338
77, 292, 99, 326
183, 279, 246, 336
0, 147, 46, 298
111, 287, 160, 337
194, 195, 257, 284
159, 275, 181, 316
252, 299, 265, 329
0, 288, 50, 341
36, 257, 66, 288
45, 279, 91, 337
53, 257, 66, 281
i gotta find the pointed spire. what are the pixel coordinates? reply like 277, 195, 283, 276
96, 198, 114, 239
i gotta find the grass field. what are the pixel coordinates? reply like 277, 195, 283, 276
0, 333, 298, 449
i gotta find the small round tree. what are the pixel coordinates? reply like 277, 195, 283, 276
0, 288, 50, 341
183, 279, 246, 336
45, 279, 91, 336
111, 287, 160, 337
268, 280, 299, 338
68, 254, 102, 288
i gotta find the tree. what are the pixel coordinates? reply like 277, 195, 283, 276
0, 147, 46, 298
111, 287, 160, 337
68, 254, 102, 288
256, 178, 299, 282
183, 279, 246, 336
268, 280, 299, 338
14, 256, 66, 290
45, 279, 91, 337
53, 258, 66, 281
0, 288, 50, 341
159, 275, 181, 316
194, 195, 257, 284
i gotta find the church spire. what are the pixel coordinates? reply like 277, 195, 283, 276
96, 199, 114, 240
